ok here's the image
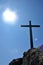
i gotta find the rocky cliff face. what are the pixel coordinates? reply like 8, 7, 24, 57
9, 45, 43, 65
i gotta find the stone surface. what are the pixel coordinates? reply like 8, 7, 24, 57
9, 58, 23, 65
9, 45, 43, 65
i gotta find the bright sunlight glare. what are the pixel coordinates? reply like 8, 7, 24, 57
2, 8, 18, 24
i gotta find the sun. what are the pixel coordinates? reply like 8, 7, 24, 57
2, 8, 18, 24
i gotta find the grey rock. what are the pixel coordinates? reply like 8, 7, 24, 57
9, 58, 23, 65
9, 45, 43, 65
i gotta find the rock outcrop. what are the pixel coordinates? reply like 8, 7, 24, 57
9, 58, 23, 65
9, 45, 43, 65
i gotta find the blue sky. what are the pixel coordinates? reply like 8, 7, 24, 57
0, 0, 43, 65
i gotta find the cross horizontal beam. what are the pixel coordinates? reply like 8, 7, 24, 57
21, 25, 40, 27
21, 20, 40, 49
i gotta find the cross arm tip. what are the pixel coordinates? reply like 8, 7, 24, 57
21, 25, 23, 27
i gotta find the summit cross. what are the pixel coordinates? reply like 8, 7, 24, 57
21, 20, 40, 49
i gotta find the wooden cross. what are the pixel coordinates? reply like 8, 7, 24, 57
21, 20, 40, 49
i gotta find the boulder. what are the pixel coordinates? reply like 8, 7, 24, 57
9, 45, 43, 65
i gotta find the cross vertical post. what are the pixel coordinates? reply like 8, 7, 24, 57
29, 21, 33, 48
21, 20, 40, 49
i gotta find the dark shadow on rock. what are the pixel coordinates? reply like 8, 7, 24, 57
9, 58, 23, 65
